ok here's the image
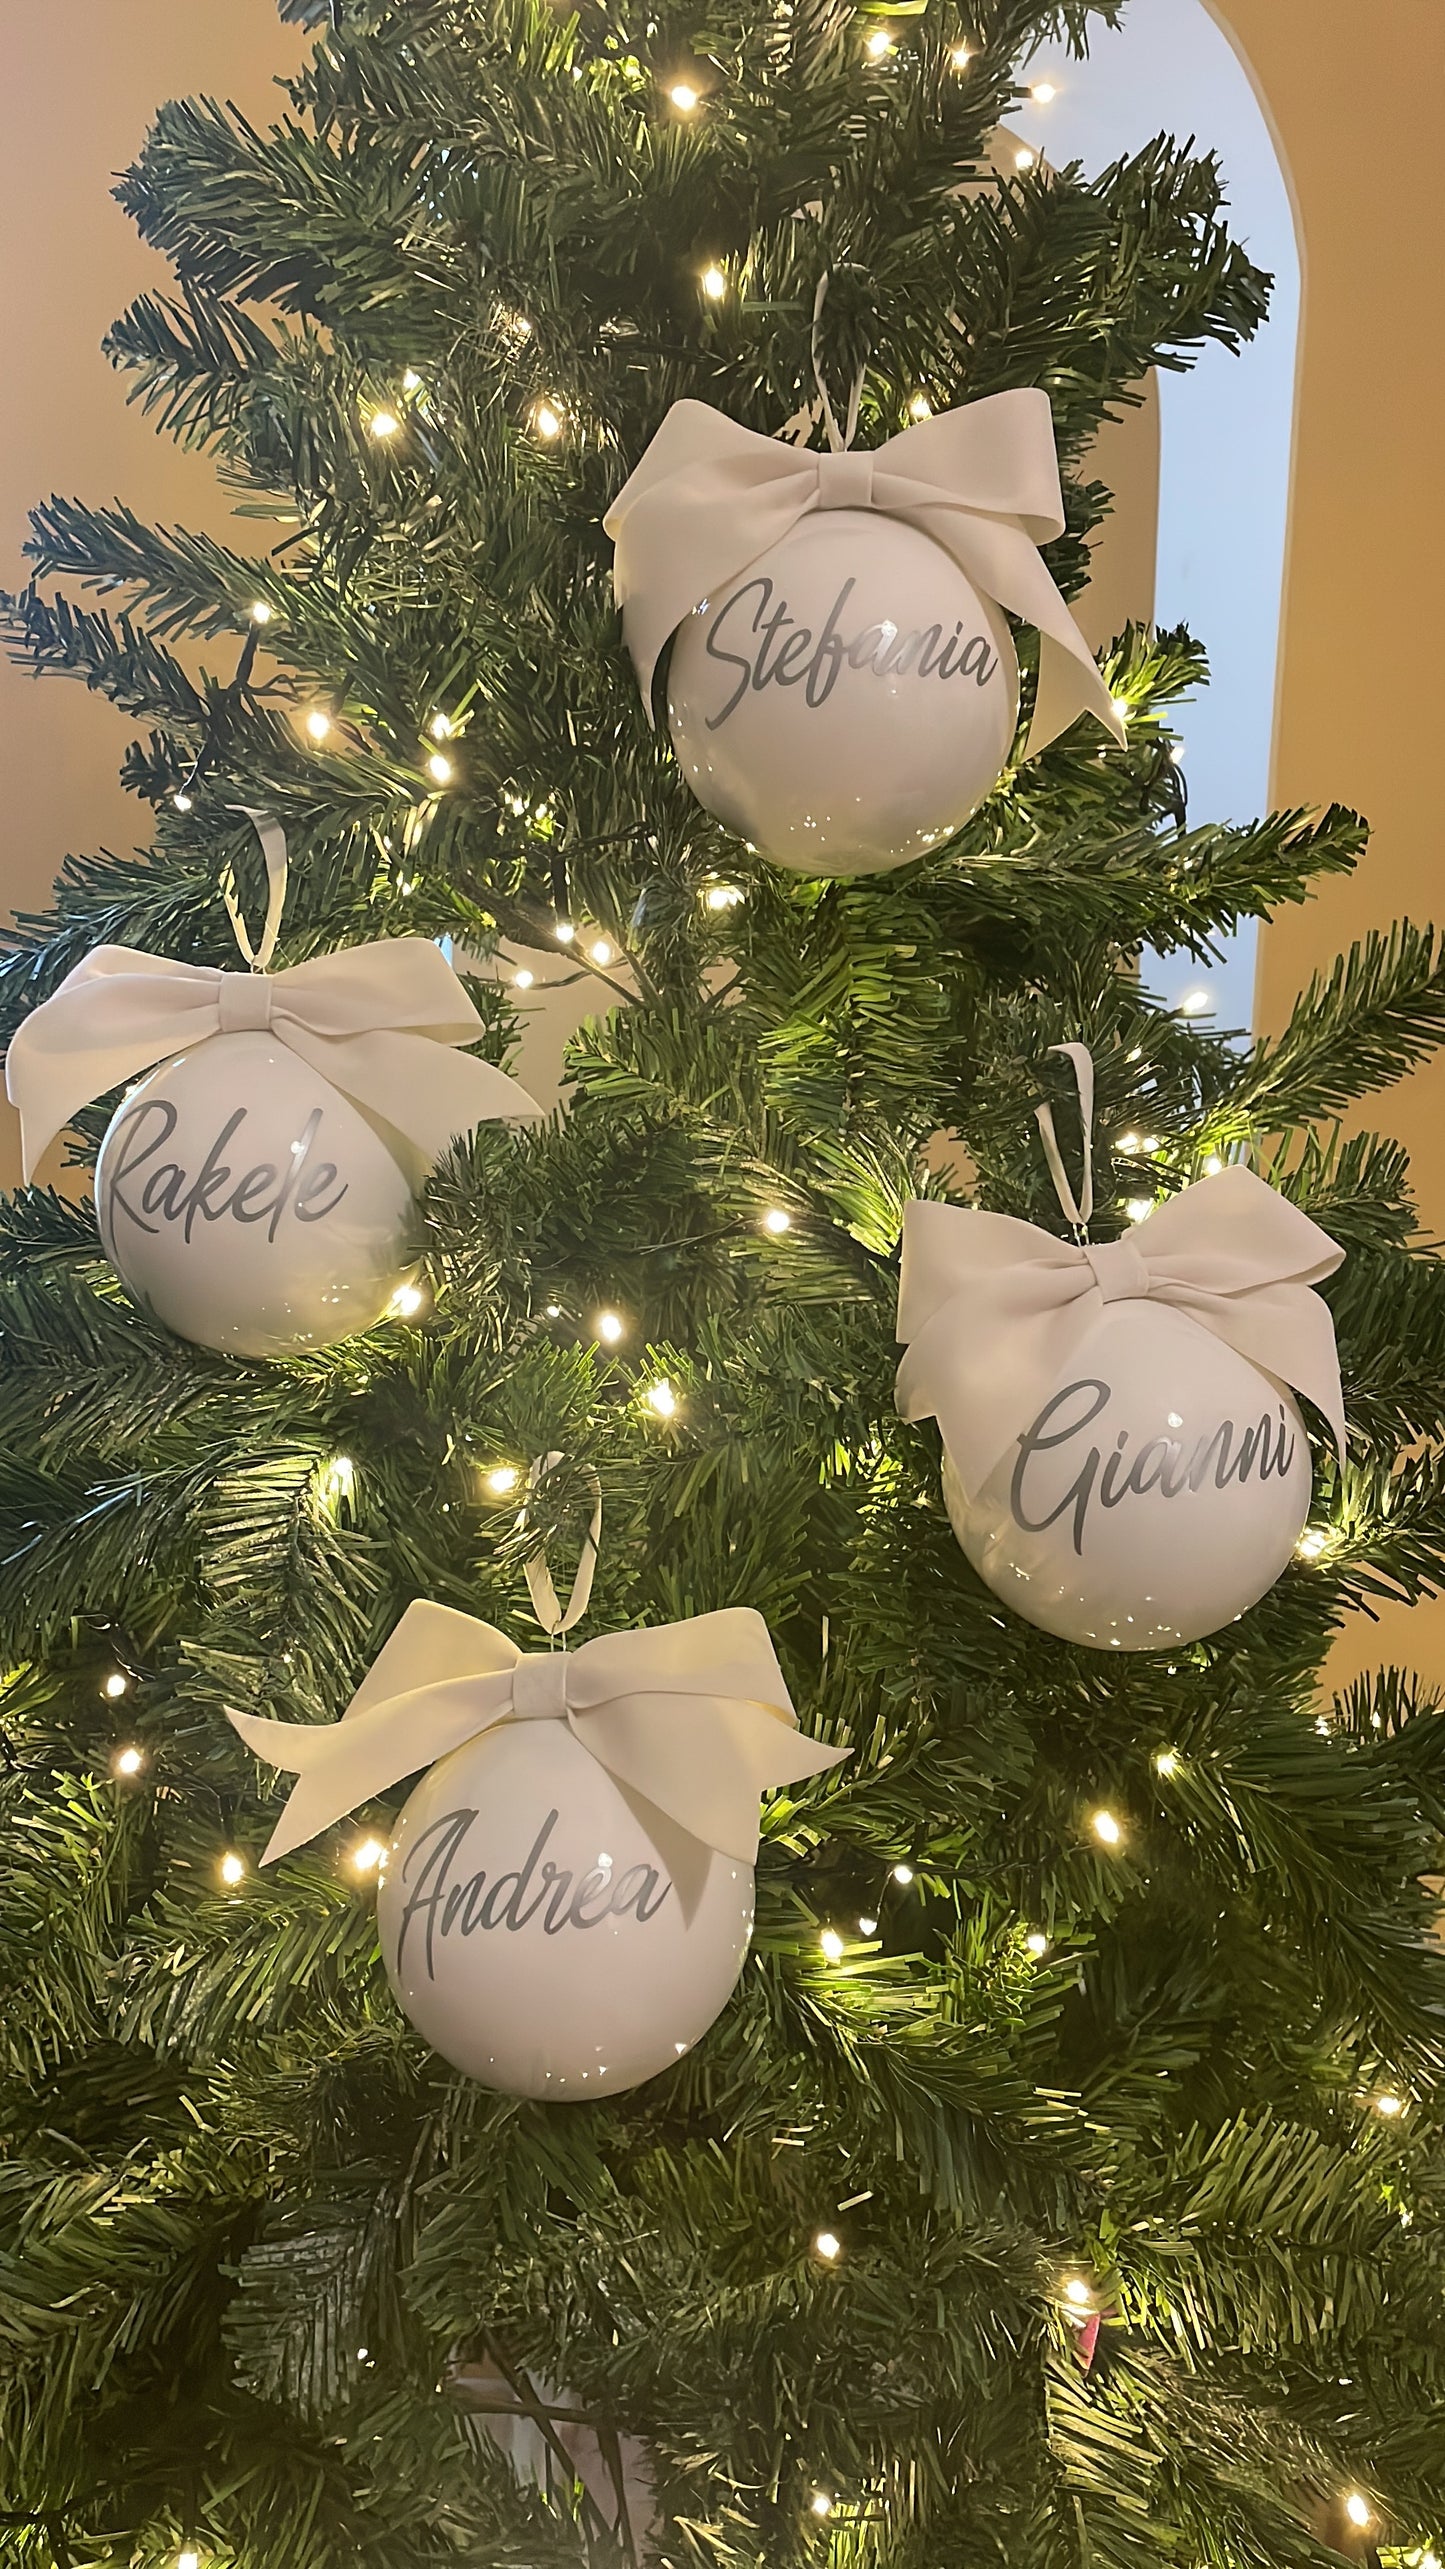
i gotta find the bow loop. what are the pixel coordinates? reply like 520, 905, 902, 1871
229, 1603, 849, 1868
896, 1165, 1347, 1505
7, 934, 541, 1179
604, 390, 1125, 756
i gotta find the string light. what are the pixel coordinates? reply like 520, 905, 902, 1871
949, 42, 972, 67
402, 367, 422, 392
1025, 1930, 1049, 1957
704, 881, 743, 911
513, 968, 535, 990
1344, 2495, 1372, 2530
388, 1282, 425, 1319
762, 1208, 792, 1235
426, 752, 454, 786
1110, 694, 1132, 723
645, 1379, 678, 1418
1374, 2093, 1406, 2119
1178, 989, 1212, 1016
588, 938, 614, 965
1062, 2276, 1094, 2312
892, 1862, 914, 1885
429, 712, 454, 740
554, 920, 576, 945
111, 1745, 145, 1779
178, 2551, 200, 2569
668, 80, 699, 108
1296, 1528, 1328, 1562
813, 2230, 841, 2261
1126, 1199, 1153, 1225
172, 792, 193, 813
1030, 79, 1058, 101
1091, 1808, 1123, 1848
1141, 1136, 1160, 1155
319, 1454, 355, 1509
350, 1835, 387, 1875
368, 409, 400, 440
545, 1303, 562, 1319
1203, 1154, 1224, 1177
532, 399, 563, 441
701, 264, 728, 301
819, 1928, 845, 1962
484, 1465, 520, 1498
858, 1914, 878, 1936
1015, 146, 1036, 170
1153, 1749, 1180, 1778
102, 1670, 129, 1701
865, 27, 893, 56
1117, 1132, 1141, 1153
908, 392, 932, 421
249, 600, 273, 625
305, 709, 333, 742
219, 1852, 246, 1888
810, 2493, 833, 2519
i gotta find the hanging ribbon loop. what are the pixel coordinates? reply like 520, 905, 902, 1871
521, 1452, 603, 1640
221, 807, 290, 972
604, 389, 1126, 758
1034, 1041, 1096, 1234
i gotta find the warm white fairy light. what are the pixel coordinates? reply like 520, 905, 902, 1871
512, 967, 535, 990
249, 600, 273, 625
172, 792, 193, 813
102, 1670, 129, 1701
426, 752, 454, 786
595, 1310, 625, 1346
1025, 1930, 1049, 1958
178, 2550, 200, 2569
1296, 1528, 1328, 1562
1126, 1199, 1153, 1225
319, 1455, 355, 1510
402, 367, 422, 392
701, 264, 728, 301
668, 80, 699, 108
1374, 2092, 1406, 2119
484, 1464, 520, 1498
645, 1379, 678, 1418
1015, 146, 1036, 170
429, 712, 453, 740
112, 1745, 145, 1779
908, 392, 932, 421
1178, 989, 1212, 1016
704, 881, 743, 911
1111, 694, 1132, 723
533, 399, 563, 441
1344, 2494, 1372, 2530
350, 1835, 387, 1876
858, 1914, 878, 1936
865, 27, 893, 56
950, 42, 972, 68
1062, 2275, 1094, 2311
305, 708, 333, 742
219, 1851, 246, 1888
368, 409, 400, 440
1091, 1808, 1123, 1848
554, 920, 576, 945
819, 1928, 845, 1962
1154, 1749, 1180, 1779
1117, 1132, 1141, 1153
1203, 1154, 1224, 1177
545, 1303, 562, 1319
1030, 79, 1058, 102
588, 938, 614, 965
762, 1208, 792, 1236
813, 2229, 841, 2261
388, 1282, 425, 1319
810, 2492, 834, 2519
892, 1862, 914, 1886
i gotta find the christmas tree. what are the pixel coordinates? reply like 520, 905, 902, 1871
6, 4, 1445, 2566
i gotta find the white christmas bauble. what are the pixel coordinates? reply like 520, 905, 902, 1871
94, 1031, 422, 1358
665, 510, 1019, 876
943, 1302, 1312, 1651
376, 1719, 755, 2099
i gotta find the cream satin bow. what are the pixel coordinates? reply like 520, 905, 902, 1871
229, 1603, 849, 1866
604, 391, 1126, 758
896, 1166, 1347, 1503
6, 936, 539, 1180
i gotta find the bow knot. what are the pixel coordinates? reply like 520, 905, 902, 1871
816, 450, 875, 510
511, 1653, 571, 1722
896, 1167, 1347, 1505
217, 973, 277, 1035
604, 391, 1126, 758
1084, 1236, 1150, 1305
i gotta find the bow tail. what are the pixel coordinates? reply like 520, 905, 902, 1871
579, 1696, 849, 1865
281, 1026, 540, 1166
6, 961, 220, 1182
908, 506, 1125, 759
229, 1674, 516, 1863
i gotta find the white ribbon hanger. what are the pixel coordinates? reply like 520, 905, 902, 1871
228, 1454, 849, 1867
895, 1042, 1347, 1504
6, 811, 542, 1178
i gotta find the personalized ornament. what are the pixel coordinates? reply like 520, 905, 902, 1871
229, 1467, 848, 2099
605, 383, 1125, 877
5, 813, 539, 1358
895, 1047, 1347, 1652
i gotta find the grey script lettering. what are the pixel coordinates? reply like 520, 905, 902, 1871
1009, 1376, 1299, 1558
703, 575, 1001, 730
99, 1097, 348, 1256
395, 1807, 672, 1981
